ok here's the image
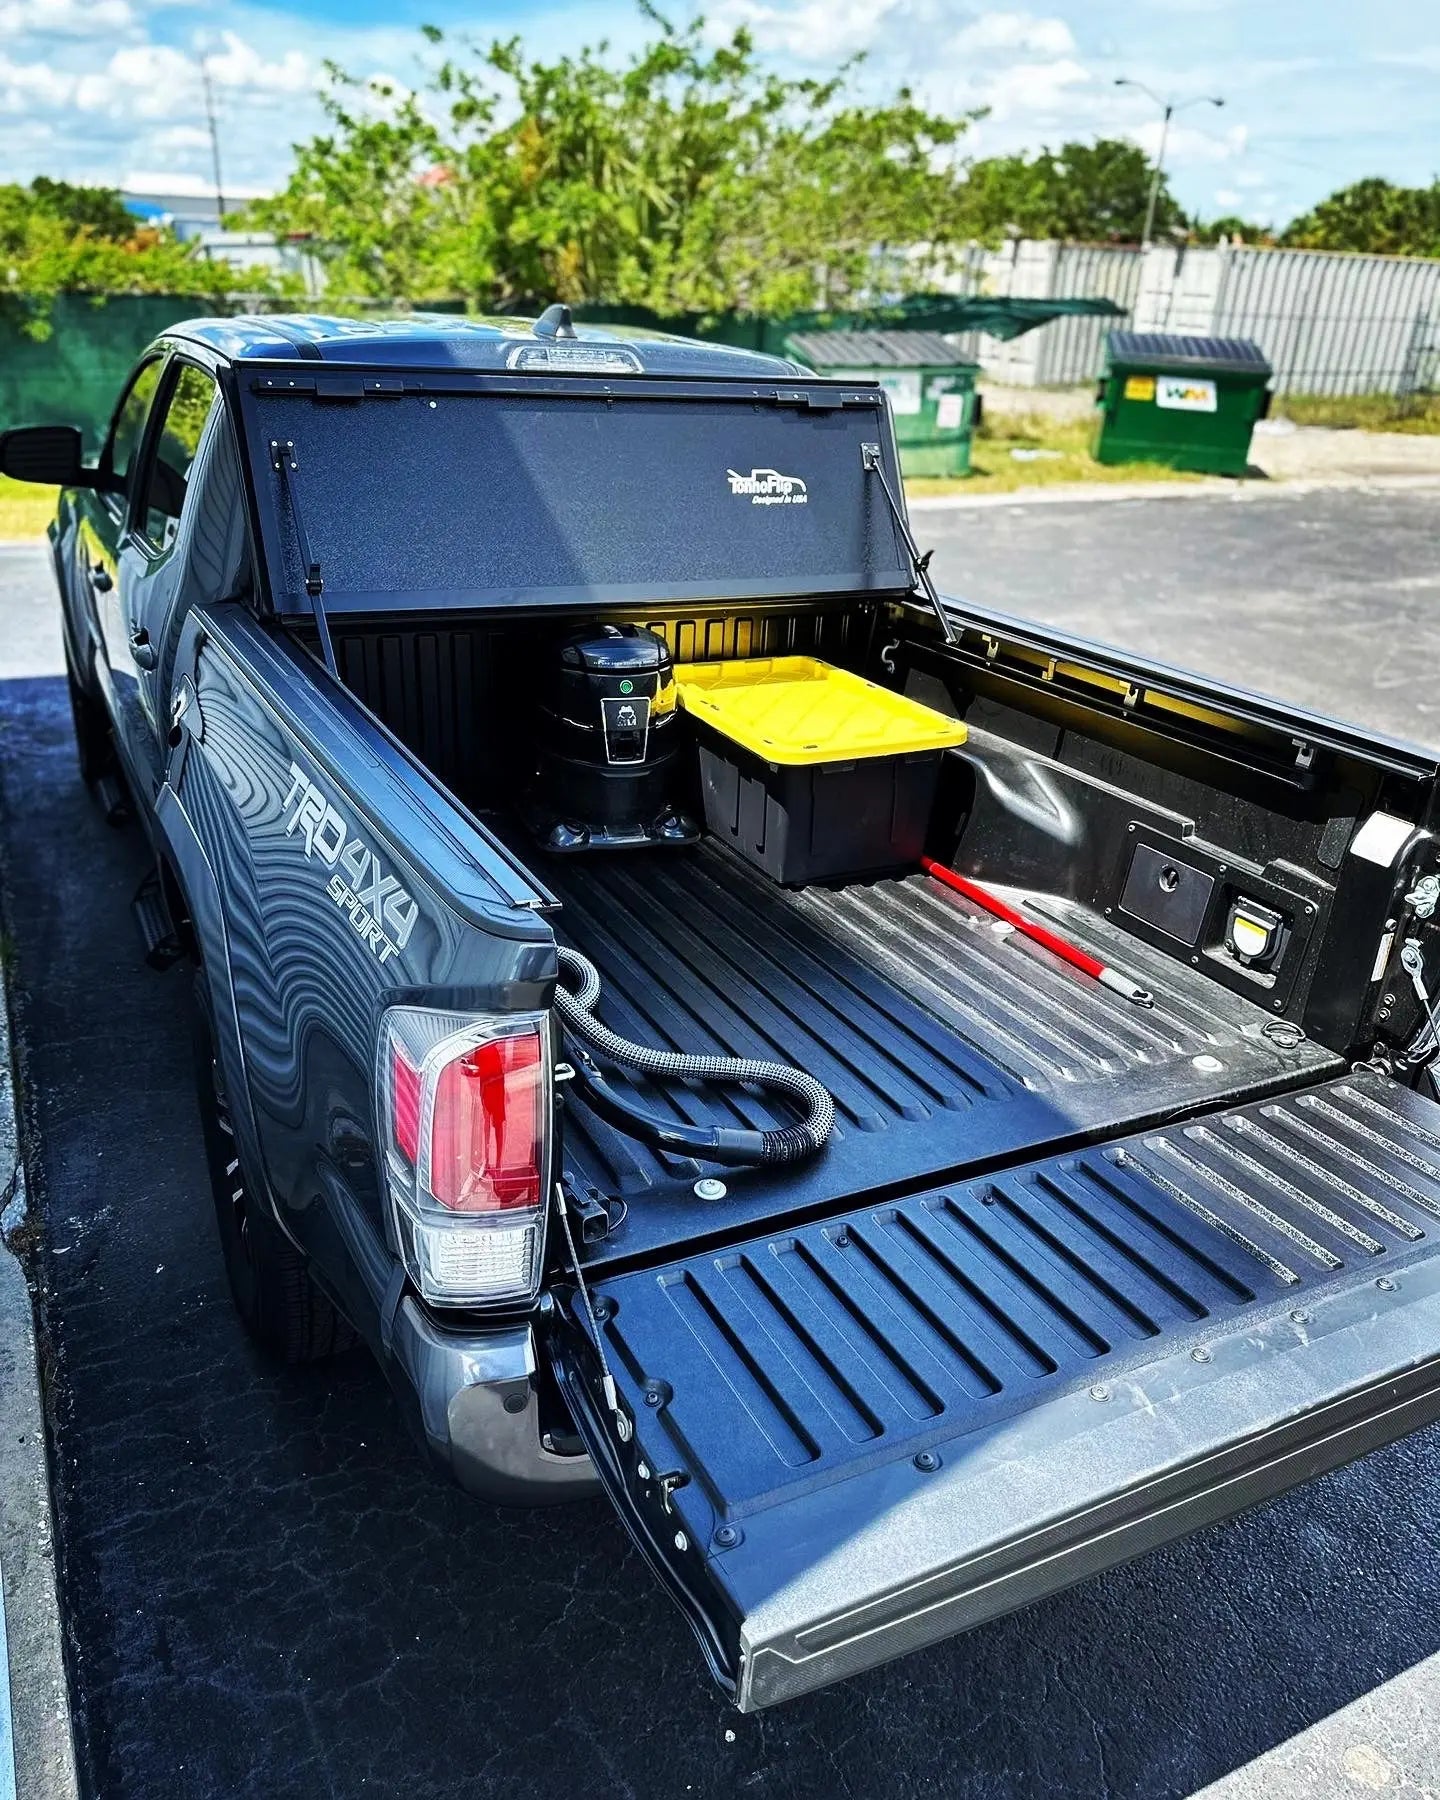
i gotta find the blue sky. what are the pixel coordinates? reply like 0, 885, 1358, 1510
1, 0, 1435, 226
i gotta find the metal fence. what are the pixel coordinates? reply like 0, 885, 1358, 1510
932, 237, 1440, 400
933, 240, 1144, 387
1209, 247, 1440, 397
5, 243, 1438, 447
1036, 245, 1144, 385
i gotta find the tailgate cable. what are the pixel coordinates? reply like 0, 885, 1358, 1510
553, 1182, 630, 1442
1400, 939, 1440, 1097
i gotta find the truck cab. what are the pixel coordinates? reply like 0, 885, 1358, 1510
9, 310, 1440, 1711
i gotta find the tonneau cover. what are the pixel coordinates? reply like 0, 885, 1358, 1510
241, 374, 912, 617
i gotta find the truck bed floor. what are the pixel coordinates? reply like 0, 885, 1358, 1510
547, 841, 1339, 1269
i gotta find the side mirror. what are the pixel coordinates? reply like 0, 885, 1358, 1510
0, 424, 92, 487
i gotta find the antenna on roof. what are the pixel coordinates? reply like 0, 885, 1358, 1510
533, 303, 577, 341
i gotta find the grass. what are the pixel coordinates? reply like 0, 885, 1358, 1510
1270, 392, 1440, 435
0, 476, 56, 541
905, 414, 1201, 497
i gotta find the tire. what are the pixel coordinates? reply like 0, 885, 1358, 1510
192, 983, 358, 1364
63, 633, 115, 787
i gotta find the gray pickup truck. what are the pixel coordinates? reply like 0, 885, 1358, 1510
8, 308, 1440, 1712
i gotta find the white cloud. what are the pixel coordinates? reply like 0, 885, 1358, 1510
1131, 117, 1246, 165
149, 123, 213, 152
974, 56, 1091, 121
1213, 187, 1241, 207
3, 31, 315, 126
204, 29, 310, 96
0, 52, 77, 112
708, 1, 1075, 68
77, 43, 197, 118
949, 13, 1076, 57
122, 169, 273, 201
1372, 46, 1440, 73
0, 0, 133, 35
705, 0, 896, 61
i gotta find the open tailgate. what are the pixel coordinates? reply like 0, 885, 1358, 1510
547, 1070, 1440, 1709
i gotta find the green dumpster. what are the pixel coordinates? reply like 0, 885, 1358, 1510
1093, 332, 1273, 476
784, 331, 981, 477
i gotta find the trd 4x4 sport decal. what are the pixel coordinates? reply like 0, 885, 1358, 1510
281, 762, 419, 964
726, 467, 809, 505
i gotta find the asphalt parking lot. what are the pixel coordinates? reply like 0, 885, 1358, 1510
5, 484, 1440, 1800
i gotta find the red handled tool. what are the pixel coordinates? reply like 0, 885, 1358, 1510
921, 857, 1155, 1008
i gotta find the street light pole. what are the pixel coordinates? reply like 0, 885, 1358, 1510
1143, 102, 1173, 248
1114, 79, 1225, 247
200, 57, 226, 223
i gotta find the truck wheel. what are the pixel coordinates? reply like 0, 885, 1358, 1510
64, 636, 115, 786
192, 986, 358, 1364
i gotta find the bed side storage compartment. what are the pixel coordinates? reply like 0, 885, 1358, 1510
548, 1069, 1440, 1709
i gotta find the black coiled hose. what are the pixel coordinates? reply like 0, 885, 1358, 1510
553, 945, 834, 1167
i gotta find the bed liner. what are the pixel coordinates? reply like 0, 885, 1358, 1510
548, 840, 1338, 1269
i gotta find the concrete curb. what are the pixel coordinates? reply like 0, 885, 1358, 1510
4, 470, 1440, 545
1192, 1652, 1440, 1798
907, 471, 1440, 512
0, 940, 80, 1797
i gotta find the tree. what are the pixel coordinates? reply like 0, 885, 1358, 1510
1190, 214, 1272, 246
249, 10, 980, 313
0, 179, 285, 338
1280, 177, 1440, 258
26, 178, 137, 240
953, 138, 1187, 244
242, 55, 475, 301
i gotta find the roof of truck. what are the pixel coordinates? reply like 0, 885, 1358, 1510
167, 311, 805, 379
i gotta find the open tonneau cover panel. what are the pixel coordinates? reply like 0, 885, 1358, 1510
548, 842, 1339, 1268
549, 1070, 1440, 1708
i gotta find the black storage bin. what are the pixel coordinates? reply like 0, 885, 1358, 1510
694, 726, 946, 886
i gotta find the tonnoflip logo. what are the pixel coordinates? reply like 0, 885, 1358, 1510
726, 467, 809, 505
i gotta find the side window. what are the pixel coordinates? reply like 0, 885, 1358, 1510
104, 357, 166, 501
140, 364, 219, 551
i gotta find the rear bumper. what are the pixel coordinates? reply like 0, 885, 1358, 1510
387, 1297, 598, 1505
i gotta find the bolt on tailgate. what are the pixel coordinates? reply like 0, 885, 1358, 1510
547, 1069, 1440, 1708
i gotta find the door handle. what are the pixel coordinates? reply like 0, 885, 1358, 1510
130, 629, 157, 672
89, 565, 113, 593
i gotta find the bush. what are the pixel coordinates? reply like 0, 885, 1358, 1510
0, 179, 290, 339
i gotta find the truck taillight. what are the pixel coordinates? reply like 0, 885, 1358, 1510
379, 1008, 552, 1306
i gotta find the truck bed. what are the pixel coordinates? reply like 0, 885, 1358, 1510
547, 842, 1340, 1269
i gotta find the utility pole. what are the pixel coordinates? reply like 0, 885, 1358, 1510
200, 57, 227, 223
1114, 80, 1225, 247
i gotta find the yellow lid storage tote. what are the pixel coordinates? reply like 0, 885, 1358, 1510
674, 656, 967, 885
